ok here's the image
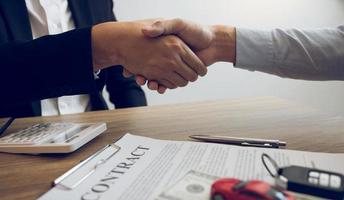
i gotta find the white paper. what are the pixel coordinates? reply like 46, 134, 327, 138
38, 133, 344, 200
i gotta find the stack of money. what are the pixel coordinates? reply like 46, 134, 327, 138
157, 170, 219, 200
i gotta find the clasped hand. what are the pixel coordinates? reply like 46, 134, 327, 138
124, 19, 236, 94
92, 19, 235, 94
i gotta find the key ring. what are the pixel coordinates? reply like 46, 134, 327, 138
261, 153, 280, 178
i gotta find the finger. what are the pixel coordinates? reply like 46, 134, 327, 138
167, 72, 188, 87
136, 75, 147, 85
180, 44, 207, 77
151, 79, 172, 92
147, 80, 159, 91
158, 85, 167, 94
147, 81, 159, 90
159, 79, 177, 89
146, 80, 167, 94
173, 58, 198, 83
142, 18, 186, 38
123, 69, 133, 78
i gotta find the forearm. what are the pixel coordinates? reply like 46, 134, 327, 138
92, 22, 125, 70
0, 27, 96, 105
234, 26, 344, 80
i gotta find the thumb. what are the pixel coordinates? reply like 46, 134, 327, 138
142, 19, 185, 38
142, 21, 165, 37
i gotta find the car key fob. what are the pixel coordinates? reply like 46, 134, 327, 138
276, 166, 344, 199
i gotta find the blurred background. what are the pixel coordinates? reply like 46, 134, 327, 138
106, 0, 344, 115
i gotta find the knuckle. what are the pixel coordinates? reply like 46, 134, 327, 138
164, 81, 176, 89
162, 73, 172, 81
164, 35, 177, 42
169, 42, 183, 53
173, 18, 184, 27
153, 20, 163, 26
146, 68, 160, 79
165, 60, 178, 69
155, 69, 165, 77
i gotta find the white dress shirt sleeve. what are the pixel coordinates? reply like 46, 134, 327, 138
235, 25, 344, 80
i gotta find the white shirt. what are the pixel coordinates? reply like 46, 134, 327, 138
25, 0, 90, 116
236, 26, 344, 80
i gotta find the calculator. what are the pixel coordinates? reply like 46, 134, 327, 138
0, 122, 107, 154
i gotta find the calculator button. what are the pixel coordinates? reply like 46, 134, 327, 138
308, 177, 319, 185
319, 173, 330, 186
330, 175, 341, 188
309, 171, 320, 178
0, 123, 79, 145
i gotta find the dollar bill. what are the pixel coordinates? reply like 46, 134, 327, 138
157, 170, 220, 200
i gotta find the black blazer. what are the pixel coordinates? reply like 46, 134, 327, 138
0, 0, 147, 118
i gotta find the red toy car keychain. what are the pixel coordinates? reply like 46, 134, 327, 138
211, 178, 295, 200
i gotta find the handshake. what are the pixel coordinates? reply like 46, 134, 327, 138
92, 19, 236, 94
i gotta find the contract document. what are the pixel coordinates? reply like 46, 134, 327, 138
39, 134, 344, 200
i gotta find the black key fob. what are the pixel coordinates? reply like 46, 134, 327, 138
276, 166, 344, 199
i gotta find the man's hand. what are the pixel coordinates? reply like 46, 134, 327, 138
92, 20, 207, 89
125, 19, 236, 93
142, 19, 216, 66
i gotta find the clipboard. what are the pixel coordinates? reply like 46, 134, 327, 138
53, 142, 121, 190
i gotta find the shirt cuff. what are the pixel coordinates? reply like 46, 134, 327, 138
235, 28, 275, 73
94, 70, 101, 79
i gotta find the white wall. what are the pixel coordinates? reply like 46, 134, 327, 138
110, 0, 344, 115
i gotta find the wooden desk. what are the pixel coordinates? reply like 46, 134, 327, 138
1, 97, 344, 200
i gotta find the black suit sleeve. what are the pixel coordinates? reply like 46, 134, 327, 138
0, 27, 96, 105
105, 66, 147, 108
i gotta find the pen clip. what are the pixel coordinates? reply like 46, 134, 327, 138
53, 143, 121, 190
241, 142, 279, 148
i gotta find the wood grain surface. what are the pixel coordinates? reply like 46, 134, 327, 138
1, 97, 344, 200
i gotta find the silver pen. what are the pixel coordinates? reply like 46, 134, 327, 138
189, 135, 287, 148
